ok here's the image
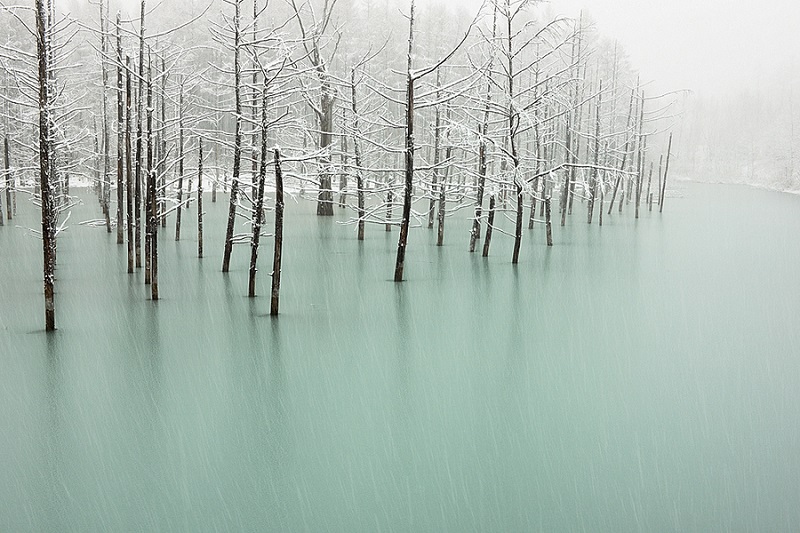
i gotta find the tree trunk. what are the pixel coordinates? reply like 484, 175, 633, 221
482, 194, 495, 257
428, 69, 442, 229
271, 149, 284, 316
146, 54, 157, 299
36, 0, 56, 331
436, 182, 445, 246
175, 83, 185, 241
134, 0, 146, 268
100, 0, 111, 234
248, 83, 268, 298
607, 87, 636, 216
659, 132, 673, 213
316, 78, 335, 216
4, 136, 10, 221
545, 197, 553, 246
222, 0, 243, 272
125, 56, 134, 274
197, 138, 204, 258
115, 14, 124, 244
393, 0, 415, 282
588, 80, 602, 224
349, 68, 365, 241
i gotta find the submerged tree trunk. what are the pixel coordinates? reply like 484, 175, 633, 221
115, 14, 124, 244
175, 83, 185, 241
4, 136, 10, 221
394, 0, 416, 282
659, 132, 673, 213
100, 0, 111, 234
134, 0, 146, 268
197, 138, 204, 258
349, 68, 365, 241
36, 0, 56, 331
248, 84, 268, 298
545, 197, 553, 246
222, 0, 243, 272
146, 56, 158, 300
125, 56, 134, 274
607, 87, 637, 216
588, 80, 602, 224
271, 149, 284, 316
482, 194, 495, 257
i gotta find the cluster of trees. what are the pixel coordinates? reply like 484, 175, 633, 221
0, 0, 677, 331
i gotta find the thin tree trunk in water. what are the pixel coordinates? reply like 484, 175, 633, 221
250, 0, 259, 203
646, 161, 653, 212
134, 0, 146, 268
469, 124, 487, 252
385, 186, 393, 232
115, 14, 124, 244
125, 56, 134, 273
659, 132, 673, 213
635, 92, 646, 219
159, 56, 167, 228
560, 107, 571, 226
36, 0, 55, 331
270, 149, 284, 316
545, 197, 553, 246
393, 0, 415, 282
339, 118, 348, 208
436, 182, 445, 246
471, 25, 492, 249
145, 54, 158, 300
317, 78, 335, 216
175, 82, 185, 241
598, 186, 604, 227
4, 136, 10, 221
588, 79, 602, 224
607, 87, 636, 216
222, 0, 243, 272
437, 140, 452, 247
197, 138, 204, 258
212, 144, 218, 203
100, 0, 111, 234
349, 68, 365, 241
635, 135, 646, 220
428, 69, 442, 229
482, 194, 495, 257
656, 154, 663, 206
248, 83, 268, 298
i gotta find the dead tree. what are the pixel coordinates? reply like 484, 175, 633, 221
125, 56, 134, 273
99, 0, 111, 233
115, 13, 124, 244
36, 0, 56, 330
175, 82, 185, 241
659, 132, 673, 213
349, 67, 366, 240
222, 0, 243, 272
289, 0, 340, 216
197, 138, 204, 258
394, 0, 477, 281
3, 136, 10, 221
248, 82, 268, 298
134, 0, 146, 268
587, 80, 602, 224
271, 148, 284, 316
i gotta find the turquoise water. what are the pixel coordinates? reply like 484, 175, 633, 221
2, 183, 800, 531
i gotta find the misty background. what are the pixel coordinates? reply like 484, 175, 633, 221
41, 0, 800, 192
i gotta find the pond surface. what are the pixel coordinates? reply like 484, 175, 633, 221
2, 183, 800, 531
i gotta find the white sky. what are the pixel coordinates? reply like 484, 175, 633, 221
543, 0, 800, 97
